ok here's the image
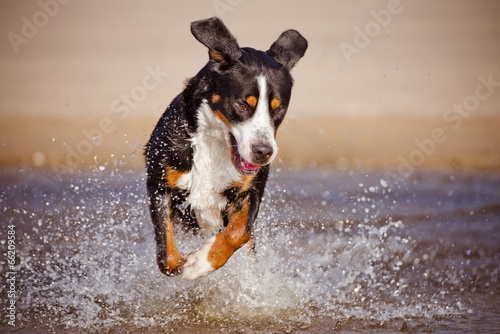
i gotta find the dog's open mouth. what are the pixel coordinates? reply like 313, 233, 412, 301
229, 133, 260, 175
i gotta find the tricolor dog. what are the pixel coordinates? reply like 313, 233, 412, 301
145, 17, 307, 280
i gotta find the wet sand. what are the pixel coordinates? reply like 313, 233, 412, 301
1, 114, 499, 172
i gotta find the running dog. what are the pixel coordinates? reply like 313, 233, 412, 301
145, 17, 307, 280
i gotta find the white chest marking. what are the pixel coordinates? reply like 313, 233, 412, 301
176, 101, 240, 235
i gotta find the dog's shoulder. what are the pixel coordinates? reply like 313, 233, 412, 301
146, 94, 194, 174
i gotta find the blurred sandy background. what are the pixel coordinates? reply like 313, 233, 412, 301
0, 0, 499, 172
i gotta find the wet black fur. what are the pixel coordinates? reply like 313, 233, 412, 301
145, 17, 307, 275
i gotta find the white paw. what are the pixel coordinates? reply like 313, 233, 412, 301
182, 236, 216, 280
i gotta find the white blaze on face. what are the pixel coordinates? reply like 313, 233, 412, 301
231, 75, 278, 165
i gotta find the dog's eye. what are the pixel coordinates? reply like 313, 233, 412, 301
271, 98, 283, 115
274, 106, 284, 115
237, 103, 248, 112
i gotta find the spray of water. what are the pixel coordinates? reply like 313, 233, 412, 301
2, 167, 496, 332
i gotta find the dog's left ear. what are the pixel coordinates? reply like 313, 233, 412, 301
267, 30, 308, 70
191, 17, 242, 65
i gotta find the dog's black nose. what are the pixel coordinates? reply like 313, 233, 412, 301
252, 143, 273, 164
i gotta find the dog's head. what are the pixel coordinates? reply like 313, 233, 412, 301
191, 17, 307, 175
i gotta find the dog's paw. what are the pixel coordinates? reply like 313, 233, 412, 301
182, 236, 216, 280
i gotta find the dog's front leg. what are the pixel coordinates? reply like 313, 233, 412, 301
182, 198, 258, 280
148, 186, 186, 276
162, 204, 186, 275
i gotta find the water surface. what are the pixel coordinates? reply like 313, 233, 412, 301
1, 167, 499, 333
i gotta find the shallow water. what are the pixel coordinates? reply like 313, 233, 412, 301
0, 167, 499, 333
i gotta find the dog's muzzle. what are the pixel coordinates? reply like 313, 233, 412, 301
229, 133, 274, 175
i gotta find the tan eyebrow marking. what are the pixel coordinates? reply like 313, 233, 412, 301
271, 98, 280, 110
246, 95, 257, 108
212, 94, 220, 104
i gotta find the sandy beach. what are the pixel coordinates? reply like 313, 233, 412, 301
1, 113, 499, 173
1, 1, 499, 173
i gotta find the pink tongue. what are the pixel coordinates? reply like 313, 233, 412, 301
243, 158, 259, 171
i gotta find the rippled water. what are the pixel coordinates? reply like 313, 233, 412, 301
1, 167, 499, 333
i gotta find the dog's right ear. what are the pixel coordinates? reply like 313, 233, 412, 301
191, 17, 242, 65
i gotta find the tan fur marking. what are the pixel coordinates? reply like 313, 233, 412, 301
164, 215, 185, 275
209, 50, 227, 64
212, 94, 220, 104
207, 205, 251, 270
213, 110, 232, 128
246, 95, 257, 108
165, 167, 186, 187
271, 98, 280, 110
231, 174, 256, 192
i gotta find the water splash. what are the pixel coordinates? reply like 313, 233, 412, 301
1, 168, 499, 332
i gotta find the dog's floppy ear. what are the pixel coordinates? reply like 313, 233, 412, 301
191, 17, 242, 65
267, 30, 308, 70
